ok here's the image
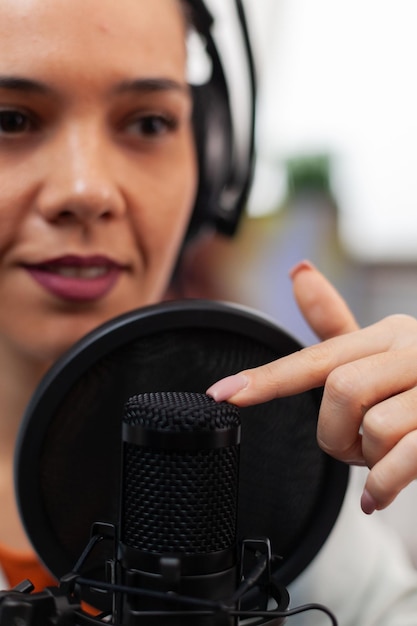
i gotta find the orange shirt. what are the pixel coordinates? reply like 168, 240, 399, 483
0, 543, 101, 617
0, 542, 56, 592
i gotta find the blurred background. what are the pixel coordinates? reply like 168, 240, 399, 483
179, 0, 417, 564
184, 0, 417, 338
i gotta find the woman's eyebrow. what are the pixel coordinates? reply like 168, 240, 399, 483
0, 76, 191, 98
113, 78, 191, 96
0, 76, 52, 94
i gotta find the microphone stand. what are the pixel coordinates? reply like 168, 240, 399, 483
0, 525, 338, 625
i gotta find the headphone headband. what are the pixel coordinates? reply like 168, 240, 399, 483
184, 0, 257, 239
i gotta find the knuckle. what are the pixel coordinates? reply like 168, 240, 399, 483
324, 363, 361, 407
253, 361, 280, 393
403, 430, 417, 460
382, 314, 417, 345
318, 435, 361, 463
387, 313, 417, 327
299, 341, 335, 375
364, 390, 417, 445
363, 404, 395, 443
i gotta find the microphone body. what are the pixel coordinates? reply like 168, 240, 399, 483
118, 391, 241, 625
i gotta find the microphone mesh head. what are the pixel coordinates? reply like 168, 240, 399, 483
123, 391, 241, 431
121, 392, 240, 555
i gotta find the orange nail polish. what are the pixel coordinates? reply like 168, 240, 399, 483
289, 260, 315, 279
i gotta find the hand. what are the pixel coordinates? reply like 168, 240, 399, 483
207, 261, 417, 514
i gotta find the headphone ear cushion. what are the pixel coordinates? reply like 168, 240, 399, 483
186, 81, 233, 240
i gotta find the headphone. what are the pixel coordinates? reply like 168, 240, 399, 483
184, 0, 257, 240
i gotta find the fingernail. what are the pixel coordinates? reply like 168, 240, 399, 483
361, 489, 377, 515
289, 259, 315, 279
206, 373, 249, 402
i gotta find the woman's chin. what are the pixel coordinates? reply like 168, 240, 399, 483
20, 321, 107, 371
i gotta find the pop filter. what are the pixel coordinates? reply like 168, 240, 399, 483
15, 300, 348, 608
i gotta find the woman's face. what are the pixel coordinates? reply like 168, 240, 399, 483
0, 0, 197, 364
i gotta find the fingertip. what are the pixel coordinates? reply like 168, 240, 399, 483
206, 373, 249, 403
289, 259, 315, 280
361, 489, 378, 515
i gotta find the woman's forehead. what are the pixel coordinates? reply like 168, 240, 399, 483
0, 0, 187, 79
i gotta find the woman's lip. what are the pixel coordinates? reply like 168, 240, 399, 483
28, 254, 124, 268
24, 255, 125, 302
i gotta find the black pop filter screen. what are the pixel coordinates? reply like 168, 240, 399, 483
16, 300, 348, 606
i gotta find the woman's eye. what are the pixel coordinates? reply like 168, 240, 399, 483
0, 110, 34, 135
125, 114, 177, 137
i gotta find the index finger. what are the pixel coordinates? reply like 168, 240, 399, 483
206, 319, 394, 406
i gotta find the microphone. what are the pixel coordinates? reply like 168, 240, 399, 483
11, 301, 346, 625
118, 391, 241, 625
4, 387, 338, 625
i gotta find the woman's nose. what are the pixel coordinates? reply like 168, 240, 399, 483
36, 124, 126, 225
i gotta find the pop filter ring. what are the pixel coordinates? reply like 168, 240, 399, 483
15, 300, 349, 606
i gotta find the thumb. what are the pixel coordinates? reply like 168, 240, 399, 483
290, 260, 359, 340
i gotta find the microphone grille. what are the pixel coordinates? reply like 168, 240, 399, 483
121, 392, 240, 555
123, 391, 240, 431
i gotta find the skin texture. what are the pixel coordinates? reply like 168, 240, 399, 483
0, 0, 196, 365
207, 262, 417, 515
0, 0, 196, 549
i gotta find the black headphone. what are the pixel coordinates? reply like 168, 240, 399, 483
184, 0, 257, 240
